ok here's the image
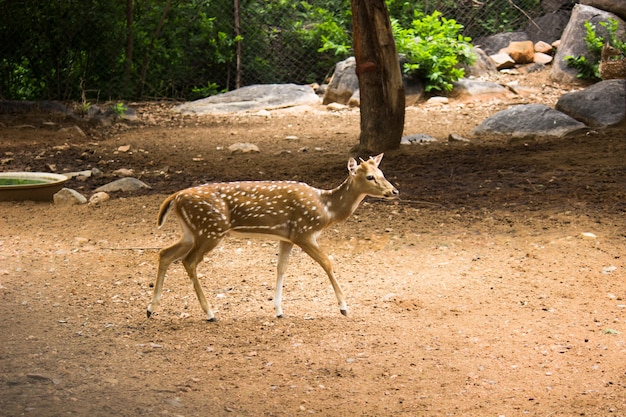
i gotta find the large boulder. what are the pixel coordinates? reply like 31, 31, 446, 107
472, 104, 587, 138
555, 79, 626, 127
462, 47, 498, 77
541, 0, 577, 13
551, 4, 626, 84
526, 10, 572, 44
173, 84, 320, 115
322, 57, 359, 105
582, 0, 626, 20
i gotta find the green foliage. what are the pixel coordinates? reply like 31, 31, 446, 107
565, 19, 626, 80
190, 82, 224, 100
393, 11, 475, 93
111, 102, 128, 116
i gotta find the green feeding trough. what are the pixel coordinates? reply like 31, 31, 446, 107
0, 172, 68, 201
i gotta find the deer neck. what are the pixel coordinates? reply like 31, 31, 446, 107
321, 175, 366, 224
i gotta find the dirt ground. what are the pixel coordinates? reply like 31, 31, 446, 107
1, 70, 625, 416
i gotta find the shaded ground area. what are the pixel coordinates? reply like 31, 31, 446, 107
1, 72, 625, 416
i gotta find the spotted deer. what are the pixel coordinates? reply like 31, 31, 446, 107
147, 153, 399, 321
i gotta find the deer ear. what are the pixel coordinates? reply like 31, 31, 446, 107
348, 157, 358, 175
371, 153, 384, 167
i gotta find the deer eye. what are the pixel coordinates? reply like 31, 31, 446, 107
366, 175, 375, 181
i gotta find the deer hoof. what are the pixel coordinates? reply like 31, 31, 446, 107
340, 309, 348, 316
207, 317, 217, 322
146, 310, 152, 318
276, 314, 283, 319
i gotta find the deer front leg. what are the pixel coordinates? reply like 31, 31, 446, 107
275, 240, 294, 318
297, 239, 348, 316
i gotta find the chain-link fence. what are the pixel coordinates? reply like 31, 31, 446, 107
0, 0, 554, 102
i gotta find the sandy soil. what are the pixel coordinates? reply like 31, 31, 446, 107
1, 70, 625, 416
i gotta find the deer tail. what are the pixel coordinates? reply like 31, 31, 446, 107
157, 193, 177, 228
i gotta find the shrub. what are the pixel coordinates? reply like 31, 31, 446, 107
393, 11, 475, 93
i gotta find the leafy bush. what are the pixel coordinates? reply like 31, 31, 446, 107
392, 11, 475, 93
565, 19, 626, 80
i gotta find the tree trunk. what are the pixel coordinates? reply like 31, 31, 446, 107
234, 0, 242, 89
350, 0, 405, 154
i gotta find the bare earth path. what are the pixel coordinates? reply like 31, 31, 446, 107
1, 72, 625, 416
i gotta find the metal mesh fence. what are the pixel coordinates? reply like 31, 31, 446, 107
0, 0, 550, 102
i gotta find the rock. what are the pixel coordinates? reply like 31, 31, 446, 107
323, 57, 358, 105
173, 84, 320, 115
113, 168, 134, 177
551, 4, 626, 84
475, 31, 530, 55
53, 188, 87, 206
555, 79, 626, 127
228, 142, 260, 154
348, 89, 360, 107
462, 47, 498, 77
94, 177, 151, 193
472, 103, 588, 138
582, 0, 626, 20
448, 133, 471, 142
65, 168, 103, 179
58, 125, 86, 137
490, 53, 517, 70
401, 134, 438, 145
535, 41, 554, 54
502, 40, 535, 64
425, 96, 449, 106
89, 192, 110, 205
451, 79, 513, 101
542, 0, 576, 13
534, 52, 554, 64
526, 10, 572, 44
326, 102, 348, 111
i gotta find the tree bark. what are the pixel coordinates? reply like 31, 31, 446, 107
350, 0, 405, 154
234, 0, 242, 89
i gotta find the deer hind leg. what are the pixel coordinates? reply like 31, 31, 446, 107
274, 240, 294, 318
297, 239, 348, 316
182, 236, 224, 321
147, 233, 194, 318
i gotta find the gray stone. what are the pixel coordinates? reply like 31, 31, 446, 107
53, 188, 87, 206
472, 104, 588, 138
228, 142, 260, 154
526, 10, 572, 44
551, 4, 626, 84
489, 53, 516, 70
401, 134, 438, 145
173, 84, 320, 115
582, 0, 626, 20
555, 79, 626, 127
462, 47, 498, 77
94, 177, 151, 193
323, 57, 359, 105
542, 0, 577, 13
